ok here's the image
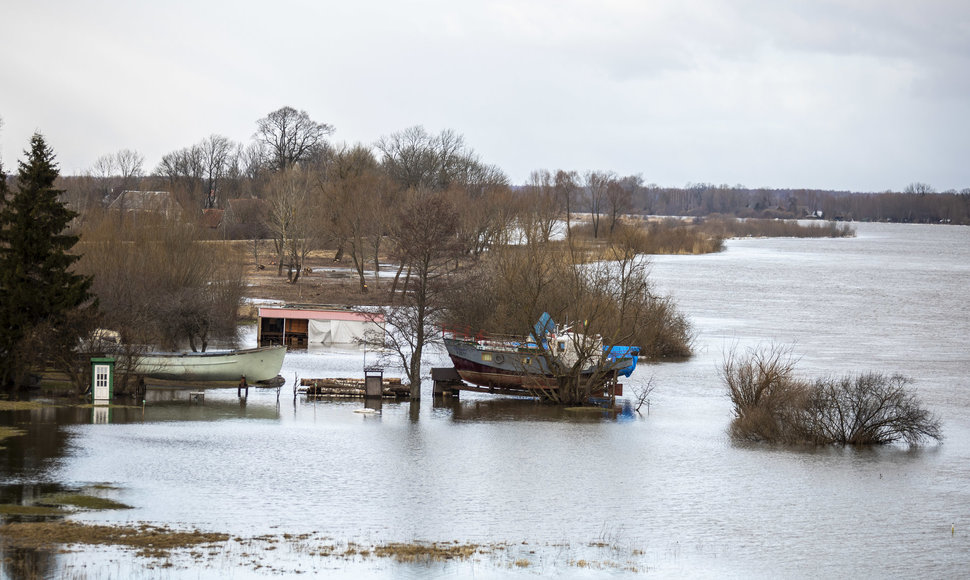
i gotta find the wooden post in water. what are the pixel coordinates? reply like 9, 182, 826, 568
364, 366, 383, 401
432, 367, 461, 398
609, 370, 617, 407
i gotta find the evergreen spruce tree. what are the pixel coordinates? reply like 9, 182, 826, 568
0, 133, 93, 390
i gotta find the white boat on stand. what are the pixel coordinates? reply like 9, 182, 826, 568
135, 346, 286, 383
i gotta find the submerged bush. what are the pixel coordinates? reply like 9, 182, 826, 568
804, 373, 942, 445
720, 345, 809, 443
588, 216, 852, 258
697, 216, 855, 239
630, 294, 694, 360
722, 346, 942, 446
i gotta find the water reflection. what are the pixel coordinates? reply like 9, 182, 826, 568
2, 545, 56, 580
363, 397, 383, 414
1, 404, 114, 484
436, 397, 638, 423
0, 482, 67, 510
140, 389, 282, 422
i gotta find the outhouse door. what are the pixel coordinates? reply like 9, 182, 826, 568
93, 363, 111, 401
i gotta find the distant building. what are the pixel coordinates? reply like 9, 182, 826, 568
257, 305, 385, 348
201, 208, 225, 229
107, 190, 178, 216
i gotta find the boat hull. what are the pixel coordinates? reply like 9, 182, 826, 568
443, 338, 634, 391
135, 346, 286, 382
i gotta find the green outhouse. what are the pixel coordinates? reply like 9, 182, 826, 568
91, 357, 116, 403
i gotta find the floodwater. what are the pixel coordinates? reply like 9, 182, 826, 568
2, 222, 969, 578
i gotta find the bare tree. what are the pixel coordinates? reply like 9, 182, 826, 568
155, 144, 205, 209
322, 144, 385, 292
520, 169, 562, 244
60, 173, 100, 219
115, 148, 144, 191
555, 170, 580, 240
255, 106, 334, 171
266, 166, 318, 282
631, 377, 655, 415
376, 126, 499, 192
222, 197, 268, 254
155, 137, 239, 210
369, 191, 462, 399
584, 170, 615, 238
91, 153, 117, 201
367, 174, 396, 290
721, 344, 806, 442
89, 149, 144, 204
454, 184, 517, 257
198, 134, 233, 208
240, 141, 267, 182
606, 174, 638, 235
903, 182, 935, 196
376, 125, 443, 190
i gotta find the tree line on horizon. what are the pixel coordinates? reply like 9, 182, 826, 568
33, 105, 970, 227
630, 181, 970, 225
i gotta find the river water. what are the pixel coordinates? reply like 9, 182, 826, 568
2, 222, 968, 578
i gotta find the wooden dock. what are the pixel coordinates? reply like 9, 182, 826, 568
299, 377, 409, 398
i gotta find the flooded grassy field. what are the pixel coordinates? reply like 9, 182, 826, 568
2, 222, 969, 578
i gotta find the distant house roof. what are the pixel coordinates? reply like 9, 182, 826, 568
201, 208, 225, 229
107, 190, 177, 214
258, 304, 382, 322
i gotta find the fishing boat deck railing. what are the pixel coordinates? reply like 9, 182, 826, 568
441, 327, 544, 353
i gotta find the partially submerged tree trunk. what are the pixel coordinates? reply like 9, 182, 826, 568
361, 191, 462, 400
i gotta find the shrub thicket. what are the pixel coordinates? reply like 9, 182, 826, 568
76, 212, 244, 353
573, 219, 724, 255
804, 373, 942, 445
720, 345, 809, 442
722, 346, 942, 446
441, 239, 693, 361
698, 216, 855, 239
573, 216, 852, 258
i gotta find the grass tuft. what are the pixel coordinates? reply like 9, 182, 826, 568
39, 493, 132, 511
373, 541, 483, 562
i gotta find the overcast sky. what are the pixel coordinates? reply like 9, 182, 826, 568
2, 1, 968, 191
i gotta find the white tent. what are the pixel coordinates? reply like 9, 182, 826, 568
308, 318, 380, 345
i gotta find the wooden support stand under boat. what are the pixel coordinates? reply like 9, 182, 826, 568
429, 368, 623, 400
431, 367, 462, 398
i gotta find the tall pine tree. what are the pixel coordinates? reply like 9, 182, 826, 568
0, 133, 93, 390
